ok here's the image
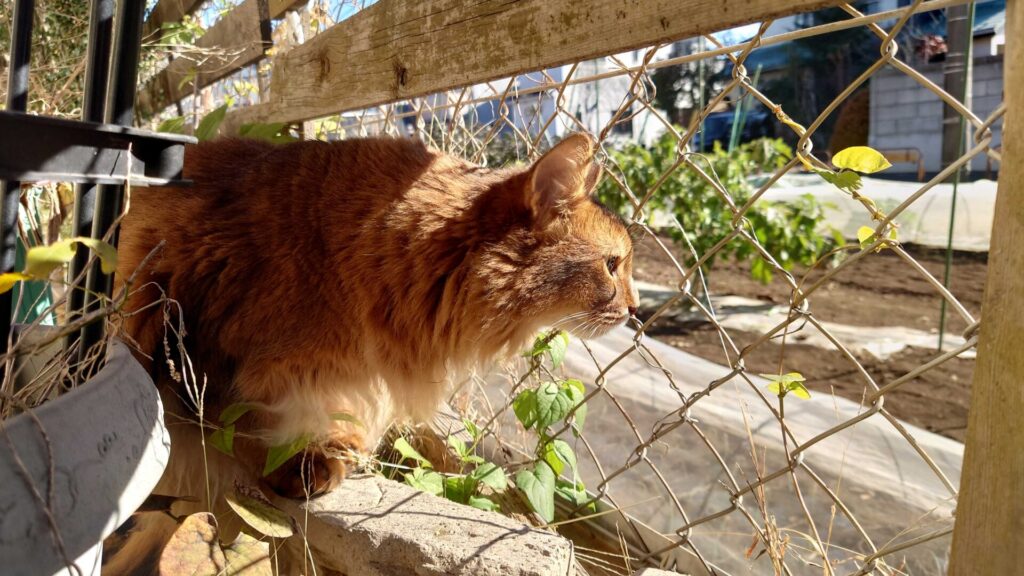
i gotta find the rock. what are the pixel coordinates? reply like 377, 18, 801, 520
274, 474, 573, 576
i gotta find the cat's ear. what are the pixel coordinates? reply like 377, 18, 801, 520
525, 133, 600, 226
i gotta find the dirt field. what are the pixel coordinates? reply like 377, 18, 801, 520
632, 235, 986, 442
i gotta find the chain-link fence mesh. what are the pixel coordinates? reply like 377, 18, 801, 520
154, 0, 1005, 574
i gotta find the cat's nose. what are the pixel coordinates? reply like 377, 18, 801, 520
627, 305, 638, 317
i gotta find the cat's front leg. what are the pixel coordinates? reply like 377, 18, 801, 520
261, 430, 366, 498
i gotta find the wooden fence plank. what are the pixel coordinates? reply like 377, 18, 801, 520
139, 0, 304, 117
221, 0, 845, 131
948, 0, 1022, 572
139, 0, 269, 116
142, 0, 205, 40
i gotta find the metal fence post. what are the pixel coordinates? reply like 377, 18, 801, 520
0, 0, 35, 365
66, 0, 116, 355
948, 0, 1023, 572
77, 0, 146, 365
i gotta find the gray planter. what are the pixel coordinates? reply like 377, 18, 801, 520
0, 339, 170, 576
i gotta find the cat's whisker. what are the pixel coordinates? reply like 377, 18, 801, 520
550, 311, 592, 329
552, 312, 595, 332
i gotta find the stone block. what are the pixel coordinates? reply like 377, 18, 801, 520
274, 474, 574, 576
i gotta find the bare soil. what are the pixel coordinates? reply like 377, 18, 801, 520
632, 235, 985, 442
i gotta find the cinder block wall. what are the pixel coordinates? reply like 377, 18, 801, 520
869, 55, 1003, 176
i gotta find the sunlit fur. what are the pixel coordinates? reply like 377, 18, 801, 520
116, 133, 638, 498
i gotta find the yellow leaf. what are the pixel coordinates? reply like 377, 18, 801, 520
783, 372, 805, 383
74, 237, 118, 274
857, 226, 875, 247
224, 489, 295, 538
767, 382, 783, 397
0, 272, 31, 293
24, 239, 78, 277
832, 146, 892, 174
789, 382, 812, 400
25, 237, 118, 278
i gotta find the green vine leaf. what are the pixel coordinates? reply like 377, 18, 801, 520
516, 462, 556, 522
815, 169, 863, 193
533, 381, 573, 430
513, 388, 538, 430
524, 330, 570, 369
547, 331, 569, 369
209, 425, 235, 456
542, 439, 577, 477
238, 122, 298, 144
468, 495, 499, 512
443, 476, 476, 504
469, 462, 508, 492
564, 379, 587, 433
219, 402, 259, 425
196, 104, 228, 141
761, 372, 811, 400
857, 225, 898, 252
157, 116, 187, 134
554, 479, 596, 513
262, 434, 311, 477
404, 467, 444, 496
393, 437, 432, 468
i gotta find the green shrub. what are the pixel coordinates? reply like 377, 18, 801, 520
597, 134, 836, 283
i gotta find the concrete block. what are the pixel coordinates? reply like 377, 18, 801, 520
275, 474, 573, 576
896, 89, 920, 105
972, 61, 1003, 81
873, 118, 897, 136
984, 79, 1004, 98
873, 89, 900, 107
973, 96, 1003, 118
895, 117, 939, 134
872, 71, 907, 92
916, 101, 943, 119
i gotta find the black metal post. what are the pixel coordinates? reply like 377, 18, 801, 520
0, 0, 36, 358
78, 0, 146, 364
66, 0, 116, 355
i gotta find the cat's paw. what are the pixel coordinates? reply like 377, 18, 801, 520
264, 435, 364, 498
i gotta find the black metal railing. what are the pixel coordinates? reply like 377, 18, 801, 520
0, 0, 194, 377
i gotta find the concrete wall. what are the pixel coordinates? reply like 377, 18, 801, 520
869, 55, 1004, 176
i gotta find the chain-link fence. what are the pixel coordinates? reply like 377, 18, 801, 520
140, 0, 1007, 574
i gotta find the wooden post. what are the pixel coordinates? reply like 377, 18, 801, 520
948, 0, 1022, 573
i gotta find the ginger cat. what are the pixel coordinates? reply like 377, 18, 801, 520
116, 132, 639, 499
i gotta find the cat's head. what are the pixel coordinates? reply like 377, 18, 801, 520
485, 133, 639, 340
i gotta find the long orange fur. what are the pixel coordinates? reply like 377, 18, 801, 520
115, 133, 638, 499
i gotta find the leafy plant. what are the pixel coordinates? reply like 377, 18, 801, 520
598, 135, 837, 284
509, 332, 593, 522
391, 431, 507, 513
391, 331, 593, 523
207, 402, 358, 477
761, 372, 811, 400
157, 105, 299, 144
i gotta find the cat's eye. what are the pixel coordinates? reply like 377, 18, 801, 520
606, 256, 619, 275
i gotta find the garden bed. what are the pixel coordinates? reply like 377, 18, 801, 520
633, 234, 985, 442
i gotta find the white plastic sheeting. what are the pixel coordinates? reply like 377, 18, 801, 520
761, 174, 996, 252
559, 327, 962, 575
